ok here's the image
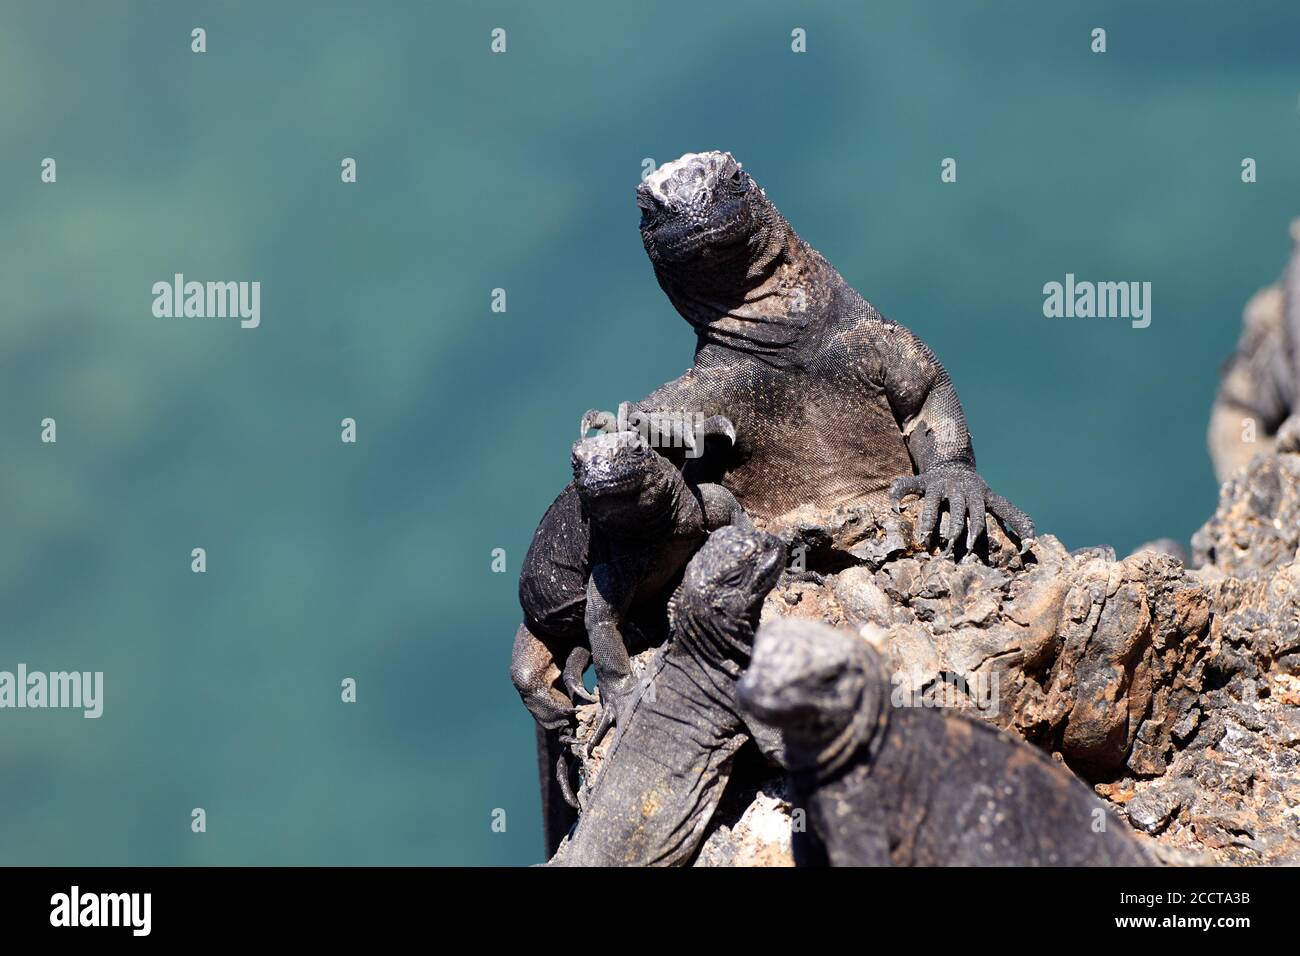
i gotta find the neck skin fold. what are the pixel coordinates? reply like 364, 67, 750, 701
654, 214, 833, 360
588, 472, 682, 540
673, 605, 757, 677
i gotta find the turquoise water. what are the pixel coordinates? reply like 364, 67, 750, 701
2, 1, 1297, 865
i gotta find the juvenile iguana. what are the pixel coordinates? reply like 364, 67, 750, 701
550, 524, 785, 867
738, 618, 1155, 866
631, 150, 1034, 547
510, 427, 747, 852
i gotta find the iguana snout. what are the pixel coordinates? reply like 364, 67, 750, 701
637, 151, 758, 262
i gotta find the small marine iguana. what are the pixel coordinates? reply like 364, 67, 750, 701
738, 617, 1154, 866
510, 426, 747, 852
631, 150, 1034, 550
550, 524, 785, 867
1209, 219, 1300, 481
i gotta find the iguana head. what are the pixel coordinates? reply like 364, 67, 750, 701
636, 151, 774, 265
636, 151, 815, 356
571, 431, 675, 530
737, 618, 884, 774
669, 525, 785, 648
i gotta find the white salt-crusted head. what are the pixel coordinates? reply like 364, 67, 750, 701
641, 151, 740, 208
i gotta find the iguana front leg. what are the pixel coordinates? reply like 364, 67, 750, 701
697, 482, 752, 532
583, 559, 642, 754
864, 321, 1035, 553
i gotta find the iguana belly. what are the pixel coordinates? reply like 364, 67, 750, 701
722, 386, 914, 521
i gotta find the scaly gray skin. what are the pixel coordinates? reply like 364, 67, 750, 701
632, 151, 1034, 553
550, 525, 785, 867
738, 618, 1155, 866
1209, 220, 1300, 481
511, 429, 747, 854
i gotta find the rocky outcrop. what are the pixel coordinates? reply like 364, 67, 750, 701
757, 503, 1214, 784
564, 454, 1300, 865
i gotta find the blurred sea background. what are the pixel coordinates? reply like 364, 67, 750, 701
2, 1, 1297, 865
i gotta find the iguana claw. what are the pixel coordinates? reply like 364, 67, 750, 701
692, 414, 736, 446
555, 753, 580, 810
561, 647, 596, 704
889, 464, 1035, 557
703, 415, 736, 445
580, 408, 618, 436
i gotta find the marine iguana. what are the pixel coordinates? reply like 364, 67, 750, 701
737, 617, 1154, 866
510, 427, 747, 852
550, 524, 785, 867
630, 150, 1034, 550
1209, 219, 1300, 481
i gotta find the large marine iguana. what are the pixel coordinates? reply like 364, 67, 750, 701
550, 524, 785, 867
510, 427, 747, 852
629, 150, 1034, 549
737, 617, 1154, 866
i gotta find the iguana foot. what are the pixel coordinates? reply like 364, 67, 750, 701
890, 463, 1035, 556
586, 404, 737, 459
510, 624, 579, 729
587, 674, 641, 755
519, 689, 576, 731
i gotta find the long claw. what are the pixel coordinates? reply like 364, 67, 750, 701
966, 489, 987, 550
946, 492, 967, 552
587, 707, 615, 756
916, 487, 942, 542
556, 754, 580, 810
986, 491, 1036, 547
561, 647, 595, 703
700, 414, 737, 445
890, 475, 925, 504
580, 409, 616, 436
